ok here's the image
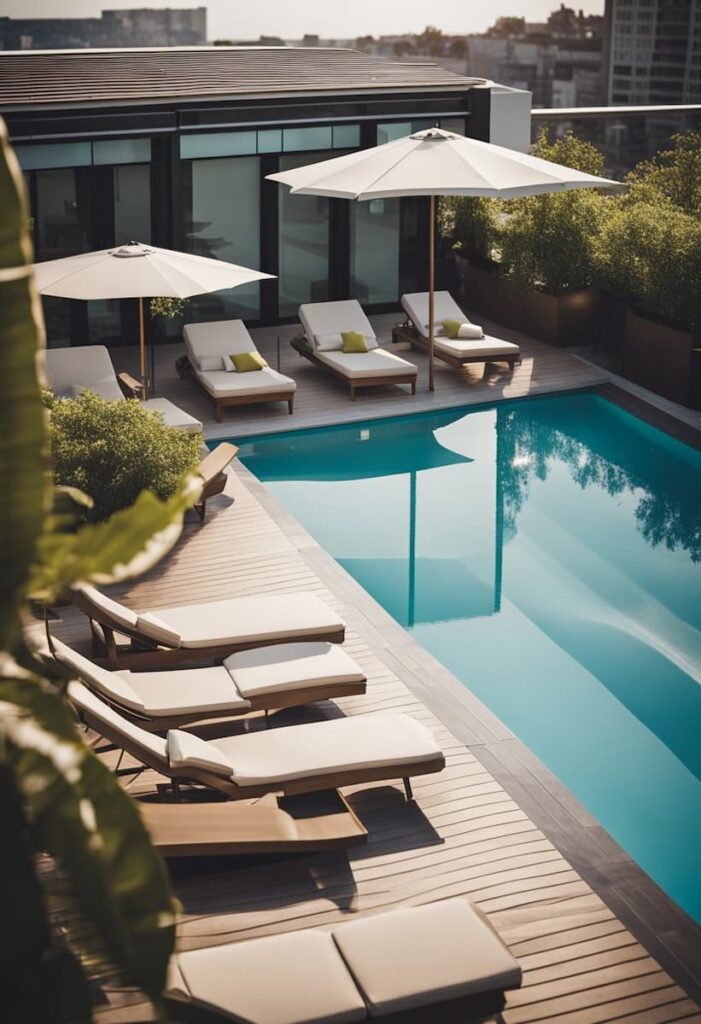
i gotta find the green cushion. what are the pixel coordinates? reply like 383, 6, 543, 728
441, 319, 463, 340
341, 331, 369, 354
231, 351, 268, 373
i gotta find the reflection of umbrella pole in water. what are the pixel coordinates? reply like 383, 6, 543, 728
408, 470, 417, 627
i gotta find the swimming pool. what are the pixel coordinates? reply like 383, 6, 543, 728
235, 392, 701, 923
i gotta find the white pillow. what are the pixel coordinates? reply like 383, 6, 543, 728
136, 612, 182, 648
198, 355, 225, 372
314, 333, 344, 352
167, 731, 233, 777
457, 323, 484, 340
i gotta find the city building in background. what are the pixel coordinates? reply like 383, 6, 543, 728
0, 8, 207, 50
603, 0, 701, 104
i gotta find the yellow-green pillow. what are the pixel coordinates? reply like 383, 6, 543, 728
341, 331, 369, 354
442, 318, 462, 340
231, 351, 267, 372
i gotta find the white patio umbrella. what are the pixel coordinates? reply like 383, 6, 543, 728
33, 242, 274, 394
268, 127, 621, 390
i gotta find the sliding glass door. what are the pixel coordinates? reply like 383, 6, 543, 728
277, 153, 331, 317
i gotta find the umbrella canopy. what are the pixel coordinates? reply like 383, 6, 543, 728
268, 127, 622, 389
34, 242, 274, 392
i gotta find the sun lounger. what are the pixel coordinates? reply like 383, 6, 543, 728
181, 319, 296, 421
49, 637, 367, 730
165, 898, 522, 1023
68, 680, 445, 800
397, 292, 521, 368
72, 584, 346, 669
45, 345, 203, 433
295, 300, 417, 400
193, 441, 238, 521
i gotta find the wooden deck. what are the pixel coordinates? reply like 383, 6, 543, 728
47, 415, 701, 1023
123, 311, 613, 441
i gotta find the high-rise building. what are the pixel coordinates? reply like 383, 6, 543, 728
604, 0, 701, 103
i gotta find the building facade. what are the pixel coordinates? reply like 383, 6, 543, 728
604, 0, 701, 103
0, 47, 527, 348
0, 8, 207, 51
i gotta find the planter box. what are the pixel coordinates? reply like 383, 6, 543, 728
622, 308, 695, 406
455, 255, 601, 347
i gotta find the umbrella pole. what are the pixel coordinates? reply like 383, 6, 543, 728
428, 195, 436, 392
138, 295, 146, 398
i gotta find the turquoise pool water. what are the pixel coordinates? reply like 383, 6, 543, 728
235, 393, 701, 922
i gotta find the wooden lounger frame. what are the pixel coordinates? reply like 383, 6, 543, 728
392, 322, 521, 369
291, 334, 417, 401
176, 354, 294, 422
138, 791, 368, 856
72, 588, 346, 670
192, 442, 239, 522
77, 696, 445, 802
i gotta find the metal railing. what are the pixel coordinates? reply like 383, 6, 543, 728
531, 104, 701, 174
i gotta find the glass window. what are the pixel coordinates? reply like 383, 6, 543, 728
440, 118, 466, 135
283, 126, 333, 152
258, 129, 283, 153
351, 198, 400, 305
16, 142, 91, 171
278, 152, 330, 317
113, 163, 151, 245
180, 131, 257, 160
92, 138, 151, 165
185, 155, 261, 320
34, 168, 92, 259
377, 119, 434, 145
332, 124, 361, 148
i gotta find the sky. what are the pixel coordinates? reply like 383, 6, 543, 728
0, 0, 605, 40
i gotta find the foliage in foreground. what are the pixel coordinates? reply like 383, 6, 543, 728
44, 388, 201, 522
0, 115, 200, 1022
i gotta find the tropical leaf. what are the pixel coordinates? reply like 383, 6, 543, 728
28, 472, 201, 603
0, 116, 47, 650
0, 670, 176, 1004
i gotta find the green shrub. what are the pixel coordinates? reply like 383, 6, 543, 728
45, 390, 201, 522
626, 131, 701, 218
438, 195, 500, 261
500, 188, 607, 294
498, 129, 608, 295
595, 199, 701, 327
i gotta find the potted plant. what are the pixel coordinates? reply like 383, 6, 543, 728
149, 295, 188, 339
438, 195, 504, 320
595, 196, 701, 406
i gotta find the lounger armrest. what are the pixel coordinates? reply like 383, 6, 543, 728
117, 371, 145, 399
197, 442, 239, 486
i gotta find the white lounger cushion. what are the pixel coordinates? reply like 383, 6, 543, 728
434, 336, 521, 359
169, 931, 366, 1024
168, 897, 520, 1023
50, 638, 147, 713
184, 319, 296, 399
140, 593, 344, 649
225, 642, 365, 698
202, 714, 439, 786
141, 397, 203, 434
333, 898, 522, 1016
317, 348, 417, 381
118, 666, 250, 716
299, 300, 378, 350
402, 291, 471, 339
193, 366, 295, 399
45, 345, 125, 402
76, 584, 139, 631
167, 729, 234, 776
